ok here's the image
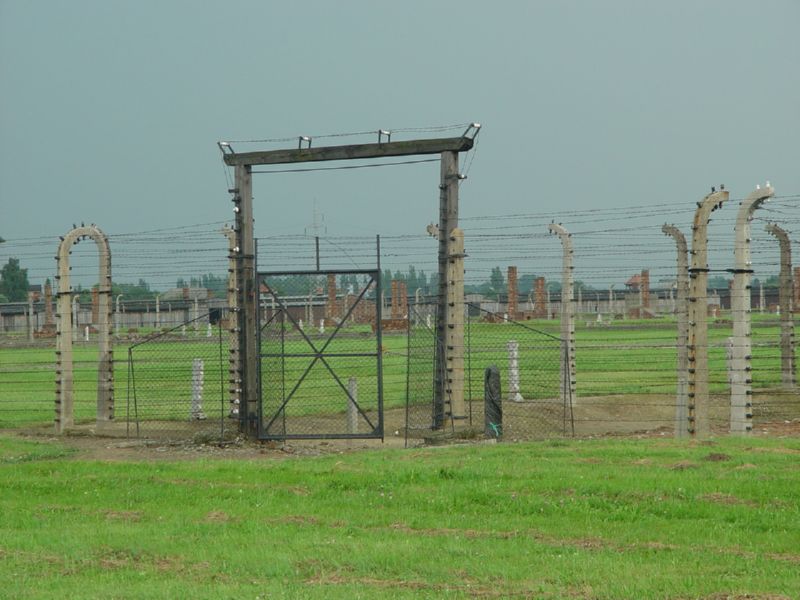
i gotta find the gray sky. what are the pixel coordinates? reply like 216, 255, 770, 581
1, 0, 798, 289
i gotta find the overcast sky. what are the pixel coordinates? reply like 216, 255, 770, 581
1, 1, 798, 288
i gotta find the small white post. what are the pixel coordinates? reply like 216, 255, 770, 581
507, 340, 524, 402
425, 314, 431, 329
206, 323, 212, 338
181, 324, 186, 337
347, 377, 358, 434
84, 326, 90, 342
319, 319, 325, 334
191, 358, 207, 420
27, 296, 34, 342
298, 318, 304, 330
155, 295, 160, 328
193, 298, 199, 335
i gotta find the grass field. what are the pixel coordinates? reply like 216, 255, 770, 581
1, 315, 797, 430
0, 434, 798, 599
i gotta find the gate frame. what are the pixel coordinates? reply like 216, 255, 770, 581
257, 267, 384, 440
221, 126, 480, 436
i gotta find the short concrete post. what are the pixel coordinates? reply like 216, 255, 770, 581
84, 326, 89, 342
27, 296, 34, 342
191, 358, 207, 420
155, 295, 160, 328
206, 323, 212, 338
319, 319, 325, 334
506, 340, 524, 402
484, 365, 502, 438
347, 377, 358, 434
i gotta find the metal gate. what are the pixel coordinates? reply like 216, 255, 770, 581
258, 269, 384, 440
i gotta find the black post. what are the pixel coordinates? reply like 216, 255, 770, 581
484, 365, 502, 439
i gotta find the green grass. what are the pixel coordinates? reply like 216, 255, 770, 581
0, 435, 798, 598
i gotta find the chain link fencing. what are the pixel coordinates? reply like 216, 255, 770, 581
125, 312, 235, 443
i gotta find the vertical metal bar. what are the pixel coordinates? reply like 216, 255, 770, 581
375, 235, 385, 439
405, 299, 412, 448
218, 318, 225, 444
254, 238, 263, 436
315, 236, 320, 272
126, 348, 132, 438
467, 304, 472, 426
280, 299, 287, 437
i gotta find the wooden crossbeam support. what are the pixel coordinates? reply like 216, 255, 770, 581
222, 137, 474, 167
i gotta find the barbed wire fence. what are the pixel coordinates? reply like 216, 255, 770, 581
1, 194, 798, 440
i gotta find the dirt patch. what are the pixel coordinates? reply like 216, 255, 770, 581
735, 463, 758, 470
700, 493, 755, 507
669, 460, 699, 471
750, 445, 800, 456
304, 572, 523, 598
703, 453, 732, 462
386, 523, 519, 540
272, 515, 321, 526
101, 509, 143, 522
638, 541, 679, 551
203, 510, 234, 523
699, 594, 794, 600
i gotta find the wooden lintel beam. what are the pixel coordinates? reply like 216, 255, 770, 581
222, 136, 474, 166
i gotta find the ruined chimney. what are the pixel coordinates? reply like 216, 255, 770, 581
533, 277, 547, 318
507, 266, 518, 319
641, 269, 650, 312
326, 273, 337, 319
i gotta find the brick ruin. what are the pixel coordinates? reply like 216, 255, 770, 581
507, 266, 518, 319
325, 273, 338, 320
534, 277, 547, 318
794, 267, 800, 312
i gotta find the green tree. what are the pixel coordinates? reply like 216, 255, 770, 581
708, 276, 730, 290
489, 267, 504, 292
0, 258, 29, 302
761, 275, 779, 288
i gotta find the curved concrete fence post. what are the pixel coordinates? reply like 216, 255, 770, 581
730, 185, 774, 434
662, 224, 689, 438
54, 225, 113, 433
548, 223, 577, 409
